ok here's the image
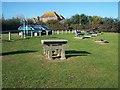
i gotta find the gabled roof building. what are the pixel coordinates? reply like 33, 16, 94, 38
39, 12, 65, 22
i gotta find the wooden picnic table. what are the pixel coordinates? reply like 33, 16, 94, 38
41, 40, 68, 60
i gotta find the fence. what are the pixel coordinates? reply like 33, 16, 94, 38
1, 29, 79, 41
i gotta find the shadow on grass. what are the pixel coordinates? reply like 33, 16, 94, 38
2, 37, 31, 42
65, 50, 91, 58
1, 50, 37, 56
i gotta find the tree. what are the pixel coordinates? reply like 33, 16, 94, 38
15, 15, 25, 24
71, 14, 80, 24
79, 14, 88, 25
45, 20, 65, 29
27, 18, 34, 24
2, 17, 21, 31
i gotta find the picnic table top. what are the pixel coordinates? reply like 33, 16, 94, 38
41, 40, 68, 45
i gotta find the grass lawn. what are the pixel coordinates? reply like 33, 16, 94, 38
2, 32, 118, 88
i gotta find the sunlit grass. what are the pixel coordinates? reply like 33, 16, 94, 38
2, 32, 118, 88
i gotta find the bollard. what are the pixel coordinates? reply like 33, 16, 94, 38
58, 30, 59, 34
52, 30, 54, 35
34, 32, 38, 36
66, 30, 67, 33
75, 30, 77, 36
69, 30, 70, 34
31, 31, 33, 37
62, 30, 63, 34
56, 30, 57, 34
54, 30, 55, 34
75, 30, 77, 33
19, 31, 23, 38
39, 31, 41, 36
72, 30, 74, 33
26, 30, 28, 36
23, 30, 26, 38
57, 30, 59, 34
73, 30, 76, 33
46, 31, 48, 35
55, 30, 57, 34
21, 32, 23, 38
8, 32, 11, 40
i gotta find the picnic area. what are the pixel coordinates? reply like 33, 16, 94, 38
2, 32, 118, 88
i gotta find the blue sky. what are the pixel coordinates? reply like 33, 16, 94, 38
2, 2, 118, 19
2, 0, 119, 2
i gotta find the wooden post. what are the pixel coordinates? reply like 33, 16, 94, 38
52, 30, 54, 35
39, 31, 41, 36
8, 32, 11, 40
62, 30, 63, 34
57, 30, 59, 34
31, 31, 33, 37
72, 30, 74, 33
26, 30, 28, 36
20, 31, 23, 38
55, 30, 57, 34
66, 30, 67, 33
71, 29, 73, 33
69, 30, 70, 34
72, 30, 73, 33
57, 30, 58, 34
34, 32, 38, 36
75, 30, 77, 36
23, 30, 26, 38
46, 31, 48, 35
73, 29, 76, 33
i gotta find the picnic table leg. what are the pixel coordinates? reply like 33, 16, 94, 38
48, 50, 52, 59
60, 49, 66, 60
57, 49, 61, 56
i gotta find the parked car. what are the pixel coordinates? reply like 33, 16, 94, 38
18, 24, 52, 36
